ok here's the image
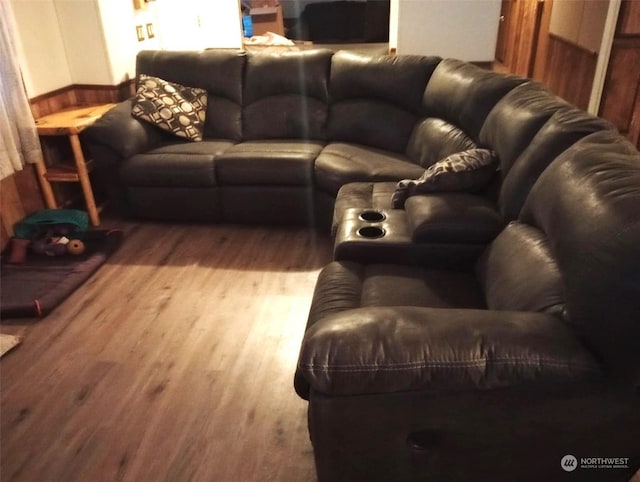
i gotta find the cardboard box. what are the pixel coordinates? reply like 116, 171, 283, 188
250, 4, 284, 36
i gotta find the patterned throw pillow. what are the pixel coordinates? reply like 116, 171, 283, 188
392, 148, 498, 208
131, 74, 207, 141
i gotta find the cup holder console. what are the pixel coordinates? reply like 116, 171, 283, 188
335, 208, 411, 262
357, 226, 386, 239
358, 210, 386, 222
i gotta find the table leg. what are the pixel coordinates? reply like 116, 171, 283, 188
34, 159, 57, 208
69, 134, 100, 226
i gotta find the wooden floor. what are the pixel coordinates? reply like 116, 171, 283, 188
1, 221, 333, 482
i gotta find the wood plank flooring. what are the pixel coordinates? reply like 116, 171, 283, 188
1, 221, 333, 482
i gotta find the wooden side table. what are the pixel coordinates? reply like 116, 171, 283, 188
34, 103, 116, 226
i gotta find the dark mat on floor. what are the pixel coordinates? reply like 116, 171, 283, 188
1, 229, 123, 318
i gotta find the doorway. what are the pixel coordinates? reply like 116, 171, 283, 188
495, 0, 549, 79
495, 0, 614, 111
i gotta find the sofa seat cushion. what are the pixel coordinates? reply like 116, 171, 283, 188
331, 181, 397, 233
315, 143, 424, 196
216, 140, 324, 185
405, 193, 503, 244
120, 140, 235, 187
307, 261, 486, 328
297, 306, 604, 397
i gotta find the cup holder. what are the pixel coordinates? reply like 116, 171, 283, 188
358, 210, 386, 222
357, 226, 386, 239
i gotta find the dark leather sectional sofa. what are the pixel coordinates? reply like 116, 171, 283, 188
85, 48, 640, 481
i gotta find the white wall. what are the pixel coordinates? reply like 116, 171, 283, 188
153, 0, 242, 50
549, 0, 609, 54
98, 0, 161, 85
11, 0, 241, 98
10, 0, 71, 97
396, 0, 501, 61
154, 0, 204, 50
199, 0, 243, 49
55, 0, 112, 85
10, 0, 142, 96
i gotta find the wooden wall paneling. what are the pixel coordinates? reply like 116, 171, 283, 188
74, 83, 134, 106
29, 82, 134, 119
598, 0, 640, 148
618, 0, 640, 35
543, 34, 598, 110
0, 212, 9, 251
599, 41, 640, 135
0, 176, 25, 242
12, 165, 45, 216
29, 87, 77, 120
0, 167, 44, 249
629, 87, 640, 148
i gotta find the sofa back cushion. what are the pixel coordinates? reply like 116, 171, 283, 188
423, 59, 527, 142
136, 49, 245, 141
243, 49, 333, 140
520, 130, 640, 388
328, 52, 441, 152
476, 222, 564, 316
405, 118, 476, 168
499, 107, 614, 221
479, 82, 569, 176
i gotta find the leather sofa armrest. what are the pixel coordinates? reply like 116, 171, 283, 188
297, 306, 603, 396
83, 99, 165, 160
405, 193, 503, 244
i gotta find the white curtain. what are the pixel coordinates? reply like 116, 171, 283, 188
0, 0, 42, 181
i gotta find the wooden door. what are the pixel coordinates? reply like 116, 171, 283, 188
495, 0, 514, 63
495, 0, 546, 78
